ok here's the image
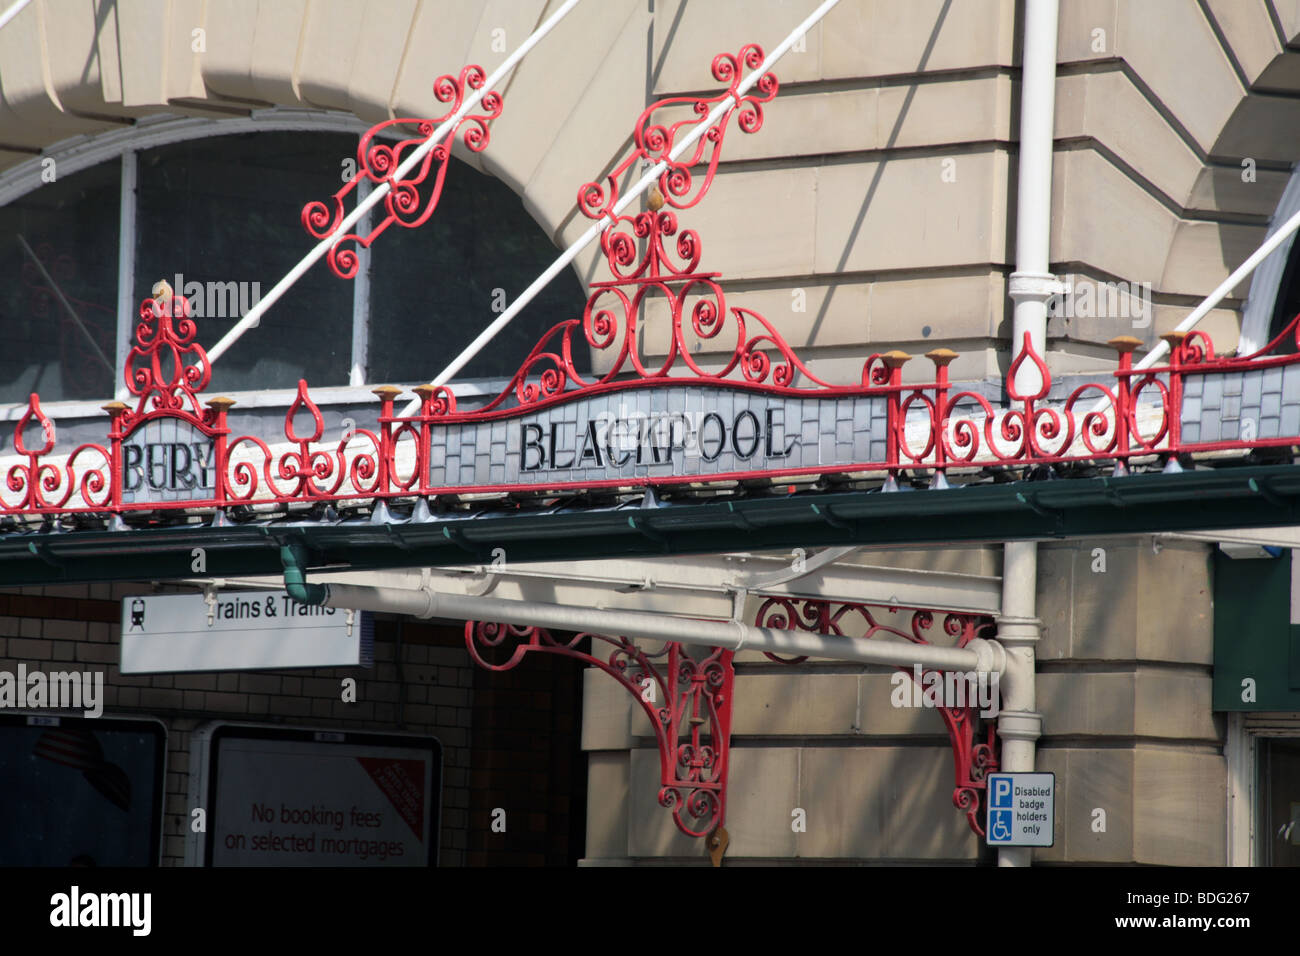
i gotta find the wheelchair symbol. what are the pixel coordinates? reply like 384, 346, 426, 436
990, 810, 1013, 842
129, 599, 146, 630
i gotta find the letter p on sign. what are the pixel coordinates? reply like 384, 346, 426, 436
992, 777, 1012, 807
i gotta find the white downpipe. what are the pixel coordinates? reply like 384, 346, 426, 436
998, 0, 1054, 866
995, 540, 1042, 867
1007, 0, 1059, 396
319, 581, 1006, 674
204, 0, 584, 366
397, 0, 844, 416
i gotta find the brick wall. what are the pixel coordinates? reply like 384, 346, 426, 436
0, 582, 486, 866
1, 581, 590, 866
467, 641, 586, 866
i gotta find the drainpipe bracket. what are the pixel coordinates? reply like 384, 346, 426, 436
1008, 271, 1065, 304
996, 710, 1043, 743
994, 613, 1042, 646
464, 622, 734, 842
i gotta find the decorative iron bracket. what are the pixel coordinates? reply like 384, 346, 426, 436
754, 598, 1000, 836
465, 622, 733, 841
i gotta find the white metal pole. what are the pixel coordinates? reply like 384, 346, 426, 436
995, 540, 1042, 867
0, 0, 32, 32
203, 0, 584, 366
398, 0, 844, 416
1081, 201, 1300, 420
116, 150, 139, 401
349, 176, 374, 386
1135, 203, 1300, 372
318, 581, 1005, 674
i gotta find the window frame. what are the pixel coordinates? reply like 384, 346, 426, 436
1239, 161, 1300, 355
0, 108, 520, 423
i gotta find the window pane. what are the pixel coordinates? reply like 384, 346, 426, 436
0, 160, 120, 403
369, 155, 587, 386
1261, 738, 1300, 866
135, 132, 357, 392
1267, 241, 1300, 355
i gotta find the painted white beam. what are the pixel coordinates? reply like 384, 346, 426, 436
0, 0, 31, 32
218, 549, 1002, 619
1165, 527, 1300, 549
317, 580, 1005, 674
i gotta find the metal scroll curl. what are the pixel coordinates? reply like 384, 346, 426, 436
465, 622, 733, 839
301, 65, 504, 279
754, 597, 1000, 837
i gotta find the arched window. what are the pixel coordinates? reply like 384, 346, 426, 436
0, 111, 586, 408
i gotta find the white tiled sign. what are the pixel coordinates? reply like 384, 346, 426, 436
430, 386, 886, 489
120, 418, 216, 505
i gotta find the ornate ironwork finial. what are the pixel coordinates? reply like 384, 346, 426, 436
578, 44, 778, 223
124, 279, 212, 424
301, 65, 505, 279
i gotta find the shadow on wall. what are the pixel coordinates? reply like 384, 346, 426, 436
806, 0, 955, 351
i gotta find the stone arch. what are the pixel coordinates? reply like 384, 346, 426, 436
1153, 5, 1300, 356
0, 0, 652, 292
1201, 40, 1300, 354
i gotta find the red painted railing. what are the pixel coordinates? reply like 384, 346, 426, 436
6, 304, 1294, 519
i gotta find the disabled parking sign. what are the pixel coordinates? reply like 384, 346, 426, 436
986, 772, 1054, 847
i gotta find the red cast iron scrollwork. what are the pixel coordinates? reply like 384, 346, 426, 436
301, 65, 504, 279
439, 45, 859, 419
578, 44, 777, 223
13, 43, 1300, 521
6, 394, 111, 515
224, 383, 378, 503
754, 598, 999, 836
465, 622, 733, 839
124, 283, 213, 425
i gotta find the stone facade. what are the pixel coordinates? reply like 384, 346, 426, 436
1, 0, 1294, 865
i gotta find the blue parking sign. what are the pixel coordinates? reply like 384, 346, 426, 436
985, 772, 1054, 847
989, 809, 1014, 843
